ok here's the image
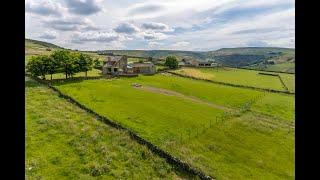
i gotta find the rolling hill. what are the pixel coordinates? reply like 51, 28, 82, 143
25, 39, 295, 73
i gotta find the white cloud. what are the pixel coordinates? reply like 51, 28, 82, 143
43, 17, 98, 31
62, 0, 103, 15
148, 41, 164, 48
26, 0, 295, 50
141, 22, 173, 32
39, 30, 58, 39
141, 31, 169, 41
114, 22, 140, 34
71, 31, 121, 44
25, 0, 65, 16
170, 41, 191, 50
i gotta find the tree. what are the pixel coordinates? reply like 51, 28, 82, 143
41, 55, 57, 80
76, 53, 93, 77
51, 50, 72, 79
93, 58, 101, 68
26, 56, 48, 80
164, 56, 178, 69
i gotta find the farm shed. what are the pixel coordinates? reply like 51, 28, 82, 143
127, 63, 156, 74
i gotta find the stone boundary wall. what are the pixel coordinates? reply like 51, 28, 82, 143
26, 74, 214, 180
166, 71, 295, 95
257, 72, 290, 92
277, 75, 290, 92
258, 72, 279, 76
224, 65, 295, 74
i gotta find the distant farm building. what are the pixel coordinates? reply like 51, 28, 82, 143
102, 56, 156, 75
181, 58, 220, 67
182, 58, 199, 66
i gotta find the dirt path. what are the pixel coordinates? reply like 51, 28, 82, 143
134, 85, 235, 112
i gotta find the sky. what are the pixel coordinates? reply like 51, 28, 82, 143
25, 0, 295, 51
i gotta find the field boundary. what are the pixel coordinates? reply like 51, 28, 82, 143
224, 65, 295, 74
166, 71, 294, 95
257, 73, 289, 92
27, 74, 214, 180
277, 75, 289, 92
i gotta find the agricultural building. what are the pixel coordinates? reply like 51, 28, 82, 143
127, 63, 156, 74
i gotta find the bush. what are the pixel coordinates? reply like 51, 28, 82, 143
164, 56, 178, 69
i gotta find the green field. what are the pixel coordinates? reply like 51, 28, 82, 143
279, 73, 295, 93
26, 39, 295, 179
265, 62, 295, 73
52, 74, 294, 179
172, 67, 295, 92
26, 77, 184, 179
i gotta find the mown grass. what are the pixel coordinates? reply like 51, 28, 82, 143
172, 67, 293, 92
279, 73, 295, 93
53, 78, 226, 144
53, 75, 294, 179
26, 77, 185, 179
127, 74, 294, 121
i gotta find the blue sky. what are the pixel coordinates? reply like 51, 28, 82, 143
25, 0, 295, 51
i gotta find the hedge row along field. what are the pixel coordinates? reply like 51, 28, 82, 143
172, 67, 295, 93
25, 77, 185, 179
53, 74, 294, 179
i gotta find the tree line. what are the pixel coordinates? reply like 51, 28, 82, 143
27, 50, 100, 80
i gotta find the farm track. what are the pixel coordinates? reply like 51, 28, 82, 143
134, 85, 235, 112
135, 85, 294, 129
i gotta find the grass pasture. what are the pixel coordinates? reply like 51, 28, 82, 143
279, 73, 295, 93
265, 62, 295, 73
172, 67, 295, 92
53, 74, 295, 179
26, 77, 184, 179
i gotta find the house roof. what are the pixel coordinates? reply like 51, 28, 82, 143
131, 63, 154, 67
103, 56, 122, 62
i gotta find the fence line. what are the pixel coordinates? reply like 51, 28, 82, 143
27, 74, 214, 180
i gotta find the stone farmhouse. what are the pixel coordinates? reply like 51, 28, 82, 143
102, 56, 127, 75
102, 56, 156, 75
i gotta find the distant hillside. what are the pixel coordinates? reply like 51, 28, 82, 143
205, 47, 295, 67
25, 39, 294, 73
25, 39, 63, 56
25, 39, 63, 49
101, 50, 206, 60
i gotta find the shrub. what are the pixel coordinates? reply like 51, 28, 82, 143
164, 56, 178, 69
